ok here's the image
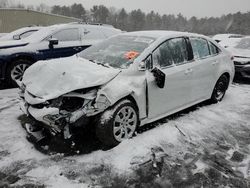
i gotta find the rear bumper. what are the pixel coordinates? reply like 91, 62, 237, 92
235, 64, 250, 78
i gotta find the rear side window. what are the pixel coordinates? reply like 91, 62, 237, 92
153, 38, 189, 67
82, 28, 106, 40
20, 30, 37, 39
51, 28, 79, 41
190, 38, 210, 59
209, 42, 220, 55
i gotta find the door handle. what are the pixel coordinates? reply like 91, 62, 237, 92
185, 68, 193, 75
212, 60, 219, 65
73, 47, 83, 51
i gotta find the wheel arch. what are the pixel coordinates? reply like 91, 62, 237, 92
6, 54, 36, 72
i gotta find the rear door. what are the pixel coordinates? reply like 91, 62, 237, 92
147, 37, 194, 120
189, 37, 219, 101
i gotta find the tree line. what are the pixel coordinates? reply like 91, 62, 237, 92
51, 4, 250, 35
1, 0, 250, 35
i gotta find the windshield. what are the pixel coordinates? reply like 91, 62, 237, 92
235, 38, 250, 50
79, 35, 156, 69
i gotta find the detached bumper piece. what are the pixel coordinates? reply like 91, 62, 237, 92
25, 123, 46, 143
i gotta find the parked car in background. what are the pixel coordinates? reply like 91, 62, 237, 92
227, 36, 250, 78
0, 33, 7, 38
0, 23, 121, 86
0, 26, 42, 41
19, 31, 234, 147
213, 34, 244, 48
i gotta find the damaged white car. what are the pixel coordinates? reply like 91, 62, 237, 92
19, 31, 235, 146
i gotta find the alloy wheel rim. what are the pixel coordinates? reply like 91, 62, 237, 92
215, 81, 226, 100
113, 106, 137, 142
11, 64, 29, 82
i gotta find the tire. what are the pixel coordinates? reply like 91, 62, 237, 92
210, 75, 229, 103
96, 99, 139, 147
7, 59, 33, 87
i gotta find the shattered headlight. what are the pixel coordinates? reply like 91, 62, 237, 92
95, 94, 111, 110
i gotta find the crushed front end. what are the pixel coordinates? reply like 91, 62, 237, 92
19, 84, 111, 141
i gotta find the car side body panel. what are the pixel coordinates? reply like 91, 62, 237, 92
97, 71, 148, 120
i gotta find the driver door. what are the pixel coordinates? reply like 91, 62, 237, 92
146, 37, 194, 120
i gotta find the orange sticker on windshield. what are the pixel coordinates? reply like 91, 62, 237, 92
124, 51, 139, 60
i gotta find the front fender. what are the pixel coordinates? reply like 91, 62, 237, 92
96, 74, 147, 120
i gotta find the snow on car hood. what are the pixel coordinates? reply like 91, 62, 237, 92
22, 56, 121, 101
229, 47, 250, 58
0, 40, 28, 49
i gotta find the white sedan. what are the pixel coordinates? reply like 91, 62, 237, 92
20, 31, 235, 147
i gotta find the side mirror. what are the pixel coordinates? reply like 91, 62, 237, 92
48, 38, 59, 48
13, 35, 20, 40
138, 61, 146, 71
151, 67, 166, 89
138, 55, 153, 71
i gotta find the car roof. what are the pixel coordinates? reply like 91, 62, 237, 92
121, 30, 206, 39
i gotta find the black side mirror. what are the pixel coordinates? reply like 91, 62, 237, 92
48, 38, 59, 48
151, 67, 165, 88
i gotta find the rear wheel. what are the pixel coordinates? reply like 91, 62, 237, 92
96, 99, 139, 147
210, 75, 229, 103
7, 59, 33, 87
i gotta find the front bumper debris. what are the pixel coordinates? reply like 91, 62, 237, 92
25, 123, 45, 143
19, 99, 91, 139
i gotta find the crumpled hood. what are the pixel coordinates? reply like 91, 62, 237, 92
22, 56, 121, 101
0, 40, 28, 49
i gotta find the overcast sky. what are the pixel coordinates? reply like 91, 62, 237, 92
18, 0, 250, 18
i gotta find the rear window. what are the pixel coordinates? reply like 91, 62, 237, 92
235, 38, 250, 50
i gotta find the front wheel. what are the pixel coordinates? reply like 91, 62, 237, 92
210, 75, 229, 103
96, 99, 139, 147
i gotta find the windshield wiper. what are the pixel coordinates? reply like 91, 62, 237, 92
89, 59, 110, 68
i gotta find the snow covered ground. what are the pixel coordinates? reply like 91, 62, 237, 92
0, 83, 250, 187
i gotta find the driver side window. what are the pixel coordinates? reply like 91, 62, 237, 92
152, 37, 189, 68
51, 28, 79, 41
153, 40, 173, 67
